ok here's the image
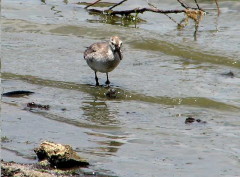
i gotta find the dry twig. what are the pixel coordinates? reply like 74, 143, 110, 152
108, 0, 127, 10
185, 9, 205, 24
84, 0, 101, 9
81, 0, 220, 40
214, 0, 220, 15
84, 0, 214, 36
177, 0, 189, 9
88, 8, 185, 16
194, 0, 200, 10
148, 1, 180, 26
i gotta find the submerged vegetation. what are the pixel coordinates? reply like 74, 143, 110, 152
40, 0, 221, 38
82, 0, 219, 37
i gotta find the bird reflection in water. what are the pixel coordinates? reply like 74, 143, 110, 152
81, 99, 120, 126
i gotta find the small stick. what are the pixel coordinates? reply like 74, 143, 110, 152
164, 14, 180, 26
194, 0, 200, 10
109, 8, 185, 16
84, 0, 101, 9
177, 0, 189, 9
148, 2, 180, 26
214, 0, 220, 15
147, 1, 157, 9
108, 0, 128, 10
88, 8, 185, 16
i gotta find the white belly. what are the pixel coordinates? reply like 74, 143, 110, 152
86, 48, 121, 73
87, 57, 121, 73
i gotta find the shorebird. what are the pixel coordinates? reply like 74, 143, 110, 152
84, 36, 123, 86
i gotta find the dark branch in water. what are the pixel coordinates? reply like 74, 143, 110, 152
164, 13, 181, 26
84, 0, 101, 9
194, 0, 200, 10
108, 0, 127, 10
147, 1, 181, 26
113, 8, 186, 15
177, 0, 204, 11
84, 0, 219, 40
88, 8, 185, 16
177, 0, 189, 9
85, 0, 209, 16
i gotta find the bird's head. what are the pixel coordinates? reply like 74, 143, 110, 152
109, 36, 122, 52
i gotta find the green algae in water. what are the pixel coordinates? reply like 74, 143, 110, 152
76, 2, 116, 8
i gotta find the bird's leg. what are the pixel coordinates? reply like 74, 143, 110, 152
95, 71, 99, 86
105, 73, 110, 86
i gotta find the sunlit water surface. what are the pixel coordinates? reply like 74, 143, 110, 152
2, 0, 240, 176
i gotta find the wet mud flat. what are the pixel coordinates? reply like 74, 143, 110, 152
2, 160, 107, 177
2, 140, 91, 177
2, 76, 240, 177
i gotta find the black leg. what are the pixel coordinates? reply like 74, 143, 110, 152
95, 71, 99, 86
105, 73, 110, 86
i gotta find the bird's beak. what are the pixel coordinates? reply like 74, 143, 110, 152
115, 47, 122, 60
115, 45, 120, 50
115, 45, 122, 60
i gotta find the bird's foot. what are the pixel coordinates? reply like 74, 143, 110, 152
105, 80, 110, 87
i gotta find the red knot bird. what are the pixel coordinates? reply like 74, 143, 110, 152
84, 36, 123, 86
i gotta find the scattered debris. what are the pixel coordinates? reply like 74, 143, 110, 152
105, 88, 117, 99
1, 161, 53, 177
1, 160, 79, 177
61, 108, 67, 111
27, 102, 50, 110
34, 141, 89, 168
126, 111, 136, 114
185, 117, 206, 124
221, 71, 235, 78
2, 90, 34, 97
1, 136, 11, 143
83, 0, 218, 38
185, 117, 195, 124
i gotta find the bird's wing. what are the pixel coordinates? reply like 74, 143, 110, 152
84, 42, 109, 60
84, 47, 95, 59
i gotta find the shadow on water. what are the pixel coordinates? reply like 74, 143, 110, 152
2, 72, 240, 112
33, 110, 120, 130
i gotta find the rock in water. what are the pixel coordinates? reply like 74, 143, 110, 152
185, 117, 207, 124
2, 90, 34, 97
221, 71, 234, 78
34, 141, 89, 168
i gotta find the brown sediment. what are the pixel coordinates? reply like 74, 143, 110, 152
1, 161, 55, 177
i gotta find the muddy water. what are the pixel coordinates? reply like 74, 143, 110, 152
2, 0, 240, 176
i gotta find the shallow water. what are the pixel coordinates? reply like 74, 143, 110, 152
2, 0, 240, 176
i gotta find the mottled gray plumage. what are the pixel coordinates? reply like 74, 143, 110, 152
84, 36, 123, 86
